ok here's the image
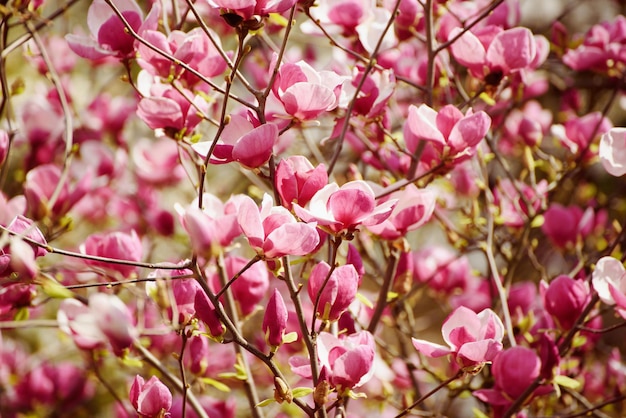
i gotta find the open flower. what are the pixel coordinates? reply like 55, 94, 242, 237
293, 180, 396, 236
592, 256, 626, 318
317, 331, 376, 392
66, 0, 159, 60
130, 375, 172, 418
599, 127, 626, 176
412, 306, 504, 373
404, 104, 491, 167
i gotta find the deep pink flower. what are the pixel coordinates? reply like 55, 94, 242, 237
130, 375, 172, 418
262, 288, 288, 350
5, 215, 48, 258
275, 155, 328, 210
592, 256, 626, 318
194, 290, 225, 339
293, 180, 396, 236
541, 204, 595, 248
80, 230, 143, 279
599, 128, 626, 176
272, 60, 346, 120
474, 346, 552, 413
412, 306, 504, 372
542, 275, 590, 330
317, 331, 376, 391
555, 111, 612, 156
192, 115, 277, 169
403, 104, 491, 166
0, 284, 37, 317
66, 0, 159, 60
236, 194, 320, 258
308, 262, 359, 322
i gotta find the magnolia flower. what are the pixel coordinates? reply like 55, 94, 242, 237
294, 180, 396, 236
412, 306, 504, 372
599, 128, 626, 176
317, 331, 376, 392
237, 194, 320, 258
541, 276, 590, 331
262, 288, 288, 351
403, 104, 491, 166
130, 375, 172, 418
308, 262, 359, 322
275, 156, 328, 210
66, 0, 159, 60
207, 0, 297, 21
592, 256, 626, 318
80, 230, 143, 279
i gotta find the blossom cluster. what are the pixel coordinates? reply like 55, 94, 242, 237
1, 0, 626, 417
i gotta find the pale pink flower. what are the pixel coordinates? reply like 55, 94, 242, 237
293, 180, 396, 236
367, 185, 436, 240
207, 0, 296, 20
448, 26, 538, 81
412, 246, 472, 295
403, 104, 491, 166
192, 115, 277, 169
317, 331, 376, 391
599, 128, 626, 176
275, 155, 328, 210
272, 60, 346, 120
553, 111, 612, 156
137, 28, 227, 85
493, 179, 547, 228
66, 0, 159, 60
130, 375, 172, 418
80, 230, 143, 279
132, 138, 186, 186
308, 262, 359, 322
412, 306, 504, 372
237, 194, 320, 258
592, 256, 626, 318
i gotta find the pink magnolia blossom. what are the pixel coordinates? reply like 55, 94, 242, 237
132, 138, 186, 186
0, 284, 37, 317
563, 15, 626, 74
262, 288, 288, 350
5, 215, 48, 258
349, 67, 396, 119
412, 246, 472, 295
293, 180, 396, 236
541, 204, 595, 248
412, 306, 504, 372
592, 256, 626, 318
493, 179, 547, 227
500, 100, 552, 152
553, 111, 612, 156
192, 115, 277, 169
541, 275, 590, 331
448, 26, 538, 81
236, 194, 319, 258
367, 185, 436, 240
23, 164, 90, 221
208, 255, 269, 317
403, 104, 491, 166
308, 262, 359, 322
137, 82, 208, 135
130, 375, 172, 418
57, 293, 138, 354
66, 0, 159, 60
137, 28, 227, 86
80, 230, 143, 279
194, 290, 225, 339
275, 155, 328, 210
599, 128, 626, 176
207, 0, 296, 21
316, 331, 376, 391
272, 60, 346, 120
0, 130, 8, 167
474, 347, 552, 415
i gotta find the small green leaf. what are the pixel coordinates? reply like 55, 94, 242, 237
292, 387, 314, 398
38, 274, 74, 299
256, 398, 276, 408
344, 389, 367, 400
282, 332, 298, 344
356, 292, 374, 309
199, 377, 231, 392
531, 214, 545, 228
554, 375, 581, 390
472, 408, 490, 418
121, 356, 144, 368
14, 307, 29, 321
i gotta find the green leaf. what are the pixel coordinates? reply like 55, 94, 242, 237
256, 398, 276, 408
472, 408, 490, 418
198, 377, 231, 392
554, 375, 581, 390
292, 387, 314, 398
531, 214, 545, 228
282, 332, 298, 344
14, 307, 29, 321
356, 292, 374, 309
38, 274, 74, 299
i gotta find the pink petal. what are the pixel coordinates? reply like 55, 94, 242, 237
282, 83, 337, 120
232, 123, 277, 168
411, 338, 452, 358
447, 110, 491, 152
137, 97, 183, 130
486, 27, 536, 73
404, 104, 446, 154
264, 222, 320, 258
448, 27, 486, 70
236, 196, 265, 250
